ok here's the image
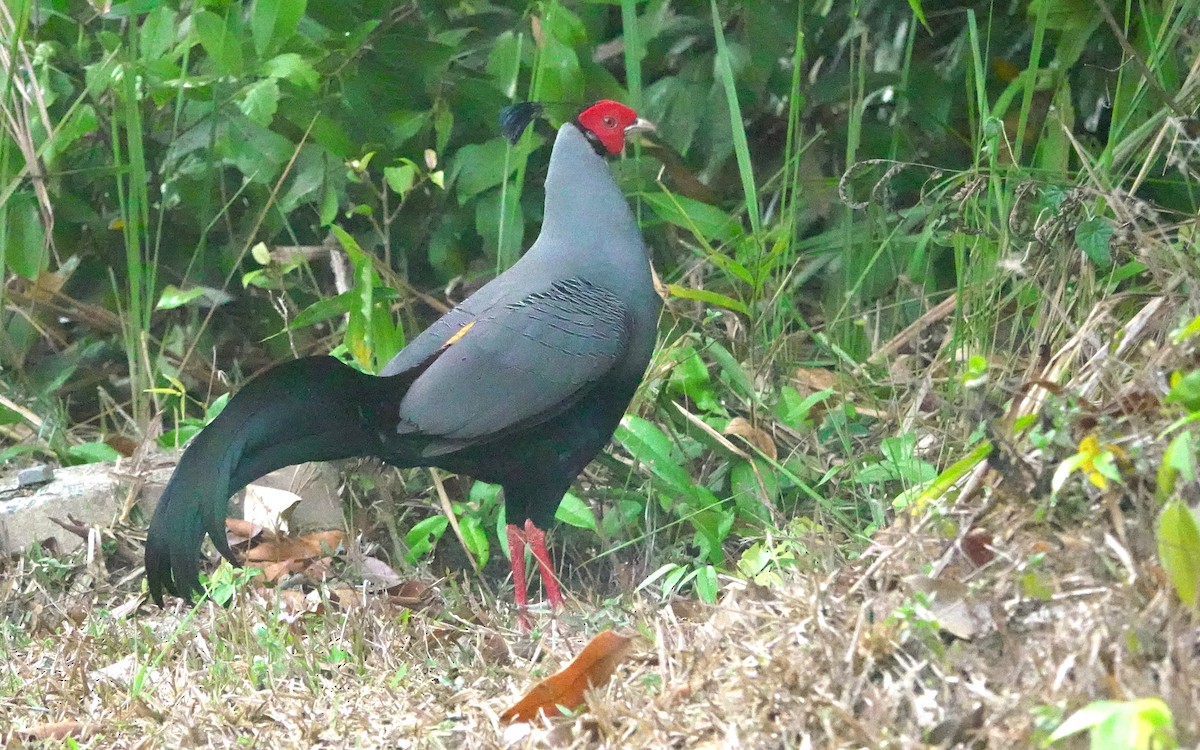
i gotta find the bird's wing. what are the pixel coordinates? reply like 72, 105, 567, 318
395, 277, 630, 448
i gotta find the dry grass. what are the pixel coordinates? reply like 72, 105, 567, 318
4, 234, 1200, 750
2, 415, 1198, 750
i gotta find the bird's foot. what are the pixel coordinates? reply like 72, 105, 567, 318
523, 519, 564, 608
507, 521, 564, 631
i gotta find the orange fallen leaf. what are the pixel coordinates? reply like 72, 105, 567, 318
18, 721, 95, 741
724, 417, 777, 460
794, 366, 837, 395
244, 530, 344, 562
501, 630, 634, 723
225, 518, 263, 547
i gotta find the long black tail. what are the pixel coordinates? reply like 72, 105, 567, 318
145, 356, 424, 603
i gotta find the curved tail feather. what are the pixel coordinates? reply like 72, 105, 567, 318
145, 355, 426, 603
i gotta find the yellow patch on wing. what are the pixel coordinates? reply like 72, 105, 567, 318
442, 321, 475, 348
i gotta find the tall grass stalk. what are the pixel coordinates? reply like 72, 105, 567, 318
112, 29, 156, 428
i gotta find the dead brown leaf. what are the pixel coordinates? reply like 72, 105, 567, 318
724, 417, 777, 460
794, 366, 837, 394
244, 530, 344, 563
225, 518, 264, 547
242, 484, 302, 532
17, 721, 96, 742
501, 630, 635, 723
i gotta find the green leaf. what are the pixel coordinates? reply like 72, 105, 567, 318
693, 564, 718, 603
459, 515, 489, 568
1075, 217, 1114, 267
238, 78, 280, 127
252, 0, 306, 58
384, 163, 416, 196
707, 341, 758, 403
452, 137, 536, 203
66, 441, 121, 465
907, 0, 931, 32
615, 416, 694, 495
730, 459, 776, 519
668, 346, 720, 413
554, 492, 597, 531
474, 188, 523, 261
156, 284, 208, 310
290, 291, 353, 330
139, 5, 178, 61
46, 105, 99, 167
260, 52, 318, 89
1157, 432, 1196, 500
1166, 370, 1200, 413
690, 508, 732, 563
1157, 500, 1200, 611
404, 516, 449, 565
205, 392, 231, 423
3, 190, 47, 280
666, 284, 749, 316
642, 191, 741, 243
537, 23, 583, 103
194, 10, 244, 76
1044, 698, 1175, 749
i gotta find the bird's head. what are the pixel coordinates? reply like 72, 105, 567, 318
574, 100, 655, 155
500, 99, 655, 156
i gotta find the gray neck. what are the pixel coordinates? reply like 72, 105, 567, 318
523, 124, 647, 278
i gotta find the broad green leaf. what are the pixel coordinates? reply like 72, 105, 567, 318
730, 459, 776, 520
404, 516, 449, 565
1044, 698, 1175, 749
3, 190, 47, 279
616, 416, 693, 495
139, 5, 177, 61
1172, 315, 1200, 344
1075, 217, 1113, 267
690, 508, 732, 563
1156, 432, 1196, 500
693, 564, 718, 603
384, 163, 416, 195
555, 492, 597, 531
290, 291, 353, 330
238, 78, 280, 126
1157, 500, 1200, 611
486, 30, 521, 92
668, 345, 720, 413
0, 404, 22, 426
156, 284, 208, 310
205, 392, 231, 423
67, 441, 121, 464
642, 191, 741, 243
1166, 370, 1200, 413
459, 515, 489, 568
252, 0, 306, 58
475, 188, 523, 261
45, 105, 99, 168
536, 19, 583, 103
707, 341, 757, 402
452, 137, 536, 203
260, 52, 318, 89
194, 10, 244, 76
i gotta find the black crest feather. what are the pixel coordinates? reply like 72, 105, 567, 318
500, 102, 544, 144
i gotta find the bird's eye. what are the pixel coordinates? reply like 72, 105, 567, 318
602, 115, 617, 128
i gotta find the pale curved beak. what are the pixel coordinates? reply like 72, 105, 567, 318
624, 118, 656, 137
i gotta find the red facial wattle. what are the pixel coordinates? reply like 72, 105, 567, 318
576, 100, 640, 155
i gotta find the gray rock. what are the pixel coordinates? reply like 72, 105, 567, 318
0, 459, 346, 556
16, 465, 54, 487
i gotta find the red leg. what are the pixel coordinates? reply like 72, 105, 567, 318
524, 519, 564, 608
506, 523, 532, 630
